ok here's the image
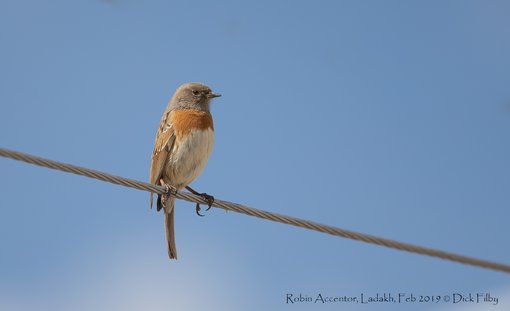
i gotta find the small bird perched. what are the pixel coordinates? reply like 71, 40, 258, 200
150, 82, 221, 259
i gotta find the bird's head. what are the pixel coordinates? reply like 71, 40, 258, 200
169, 82, 221, 111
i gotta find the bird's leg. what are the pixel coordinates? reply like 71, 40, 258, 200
185, 186, 215, 216
186, 186, 215, 209
158, 179, 171, 212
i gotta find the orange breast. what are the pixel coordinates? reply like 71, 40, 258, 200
171, 109, 214, 139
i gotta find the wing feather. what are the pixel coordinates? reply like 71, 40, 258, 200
149, 110, 176, 208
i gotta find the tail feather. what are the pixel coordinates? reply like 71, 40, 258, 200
164, 197, 178, 259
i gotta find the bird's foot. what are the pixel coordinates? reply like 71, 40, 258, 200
195, 193, 215, 217
158, 180, 175, 212
185, 186, 214, 216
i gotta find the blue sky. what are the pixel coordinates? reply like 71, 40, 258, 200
1, 0, 509, 310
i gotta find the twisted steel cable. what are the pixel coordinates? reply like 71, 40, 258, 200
1, 147, 509, 274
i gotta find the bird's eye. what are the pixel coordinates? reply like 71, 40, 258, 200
192, 90, 199, 96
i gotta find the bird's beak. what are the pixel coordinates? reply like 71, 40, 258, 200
207, 92, 221, 98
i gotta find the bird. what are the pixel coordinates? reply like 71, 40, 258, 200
150, 82, 221, 259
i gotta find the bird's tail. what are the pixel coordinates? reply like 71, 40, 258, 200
163, 196, 178, 259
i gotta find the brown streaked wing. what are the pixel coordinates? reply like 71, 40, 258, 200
149, 110, 176, 208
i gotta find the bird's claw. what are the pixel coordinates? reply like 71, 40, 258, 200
196, 203, 205, 217
157, 183, 175, 212
195, 193, 214, 216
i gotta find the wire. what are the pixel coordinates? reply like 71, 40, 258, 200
1, 147, 509, 274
